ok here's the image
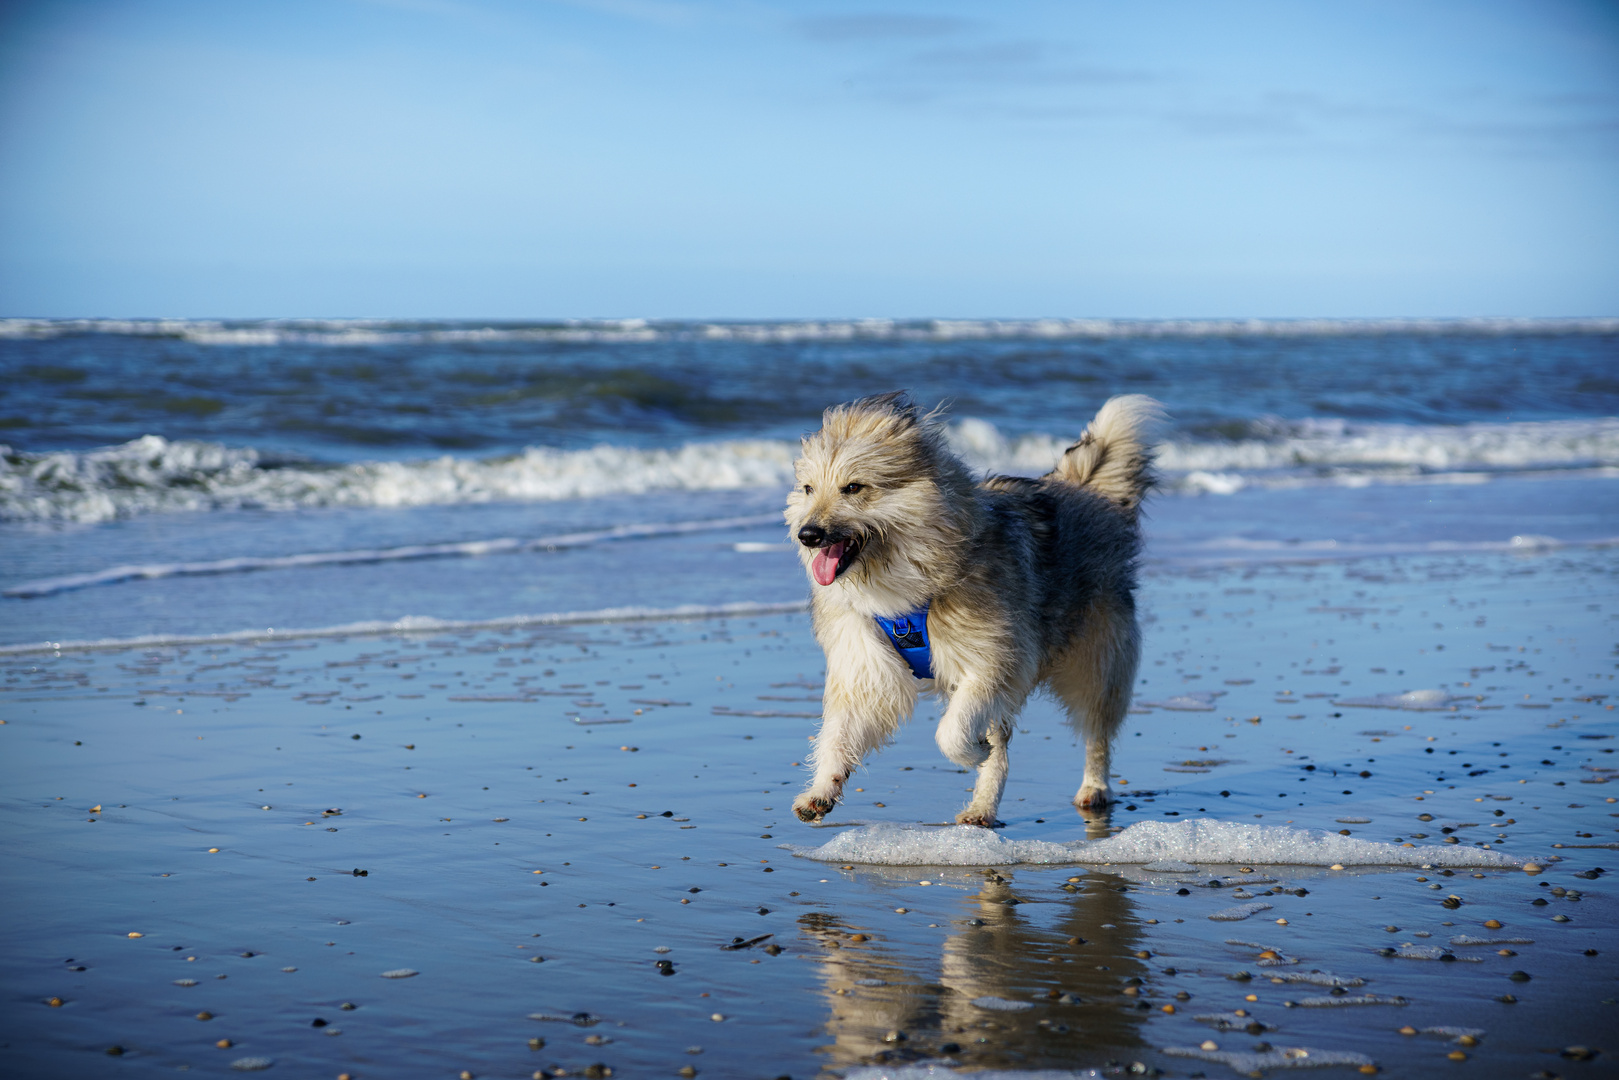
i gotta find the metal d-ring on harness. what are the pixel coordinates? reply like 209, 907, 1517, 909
874, 602, 934, 680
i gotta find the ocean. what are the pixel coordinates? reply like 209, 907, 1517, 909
2, 317, 1616, 648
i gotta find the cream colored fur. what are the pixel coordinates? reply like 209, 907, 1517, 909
785, 392, 1162, 827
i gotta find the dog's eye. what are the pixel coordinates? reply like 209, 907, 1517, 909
841, 483, 865, 495
802, 484, 812, 495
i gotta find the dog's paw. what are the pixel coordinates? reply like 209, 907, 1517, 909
793, 792, 836, 823
954, 808, 1003, 828
1074, 783, 1112, 809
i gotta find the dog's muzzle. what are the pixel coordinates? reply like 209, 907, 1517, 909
797, 524, 860, 586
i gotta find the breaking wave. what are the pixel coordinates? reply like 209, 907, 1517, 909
3, 315, 1616, 346
4, 415, 1616, 523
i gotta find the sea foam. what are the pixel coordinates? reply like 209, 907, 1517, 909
787, 820, 1535, 868
4, 315, 1616, 346
6, 413, 1617, 523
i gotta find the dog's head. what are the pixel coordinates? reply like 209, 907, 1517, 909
785, 391, 973, 596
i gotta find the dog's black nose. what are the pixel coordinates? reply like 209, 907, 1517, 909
797, 524, 826, 547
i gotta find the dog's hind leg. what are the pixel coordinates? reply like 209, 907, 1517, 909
955, 720, 1012, 828
1049, 596, 1141, 810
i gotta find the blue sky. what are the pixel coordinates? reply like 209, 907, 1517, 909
1, 0, 1615, 318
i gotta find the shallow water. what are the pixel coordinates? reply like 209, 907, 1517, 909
4, 551, 1614, 1078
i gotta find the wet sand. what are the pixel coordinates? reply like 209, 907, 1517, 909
2, 549, 1615, 1078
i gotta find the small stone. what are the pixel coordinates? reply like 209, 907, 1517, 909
1483, 919, 1503, 929
710, 1013, 725, 1022
127, 932, 144, 938
197, 1011, 214, 1021
528, 1037, 545, 1050
883, 1029, 907, 1042
1522, 863, 1543, 874
106, 1047, 125, 1057
1399, 1026, 1417, 1036
1508, 970, 1531, 982
679, 1069, 697, 1078
1448, 1050, 1467, 1061
1552, 914, 1571, 922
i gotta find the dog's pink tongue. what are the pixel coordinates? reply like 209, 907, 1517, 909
811, 542, 845, 586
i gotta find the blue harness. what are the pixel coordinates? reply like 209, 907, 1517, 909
874, 603, 934, 680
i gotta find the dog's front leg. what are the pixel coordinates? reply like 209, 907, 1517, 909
935, 682, 1018, 828
794, 635, 915, 823
956, 722, 1012, 828
793, 706, 857, 823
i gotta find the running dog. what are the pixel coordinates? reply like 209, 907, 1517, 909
785, 392, 1162, 826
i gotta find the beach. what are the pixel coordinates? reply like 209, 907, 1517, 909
4, 547, 1615, 1078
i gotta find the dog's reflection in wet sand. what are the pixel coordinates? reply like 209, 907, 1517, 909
799, 853, 1157, 1071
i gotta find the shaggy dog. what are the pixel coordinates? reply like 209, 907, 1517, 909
785, 392, 1163, 827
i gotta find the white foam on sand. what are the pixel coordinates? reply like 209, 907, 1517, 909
1162, 1046, 1375, 1071
786, 819, 1536, 868
0, 599, 809, 656
1334, 689, 1474, 711
3, 513, 780, 598
845, 1068, 1102, 1080
971, 996, 1035, 1011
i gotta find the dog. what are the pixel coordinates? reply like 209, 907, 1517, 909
784, 391, 1163, 827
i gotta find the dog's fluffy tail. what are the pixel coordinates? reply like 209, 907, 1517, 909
1050, 394, 1166, 517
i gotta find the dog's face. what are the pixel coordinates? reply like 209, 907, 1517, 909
785, 392, 958, 593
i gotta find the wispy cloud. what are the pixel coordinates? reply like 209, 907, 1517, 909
794, 13, 973, 43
